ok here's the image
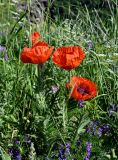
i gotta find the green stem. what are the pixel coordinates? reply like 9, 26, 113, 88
37, 64, 44, 91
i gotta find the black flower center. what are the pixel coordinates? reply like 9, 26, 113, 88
77, 86, 89, 95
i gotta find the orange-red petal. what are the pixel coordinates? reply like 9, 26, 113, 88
20, 45, 54, 64
32, 41, 48, 48
52, 46, 85, 70
31, 32, 41, 46
21, 32, 54, 64
66, 76, 97, 100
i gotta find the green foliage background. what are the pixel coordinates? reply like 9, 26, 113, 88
0, 0, 118, 159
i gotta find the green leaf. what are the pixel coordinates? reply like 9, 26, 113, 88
0, 147, 11, 160
77, 119, 90, 134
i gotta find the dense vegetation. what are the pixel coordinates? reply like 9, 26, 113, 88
0, 0, 118, 159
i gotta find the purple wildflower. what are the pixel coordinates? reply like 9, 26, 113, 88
58, 143, 70, 159
25, 134, 30, 137
92, 122, 98, 135
8, 148, 13, 156
97, 125, 110, 137
84, 157, 89, 160
65, 143, 70, 153
13, 151, 21, 160
8, 148, 21, 160
26, 139, 31, 143
25, 134, 31, 143
86, 142, 92, 157
78, 100, 85, 107
86, 121, 97, 135
0, 45, 6, 52
84, 142, 92, 160
0, 45, 8, 61
102, 125, 110, 135
5, 53, 8, 61
58, 146, 65, 159
107, 104, 117, 117
87, 41, 93, 50
98, 127, 103, 137
86, 127, 91, 133
51, 85, 59, 94
87, 121, 110, 137
15, 140, 20, 145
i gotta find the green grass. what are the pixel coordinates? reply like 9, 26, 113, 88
0, 0, 118, 159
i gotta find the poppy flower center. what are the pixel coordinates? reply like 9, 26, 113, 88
77, 86, 89, 95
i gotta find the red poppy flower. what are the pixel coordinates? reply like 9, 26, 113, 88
31, 32, 40, 46
66, 76, 97, 100
20, 42, 54, 64
52, 46, 85, 70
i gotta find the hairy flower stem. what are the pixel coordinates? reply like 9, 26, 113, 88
37, 64, 44, 91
